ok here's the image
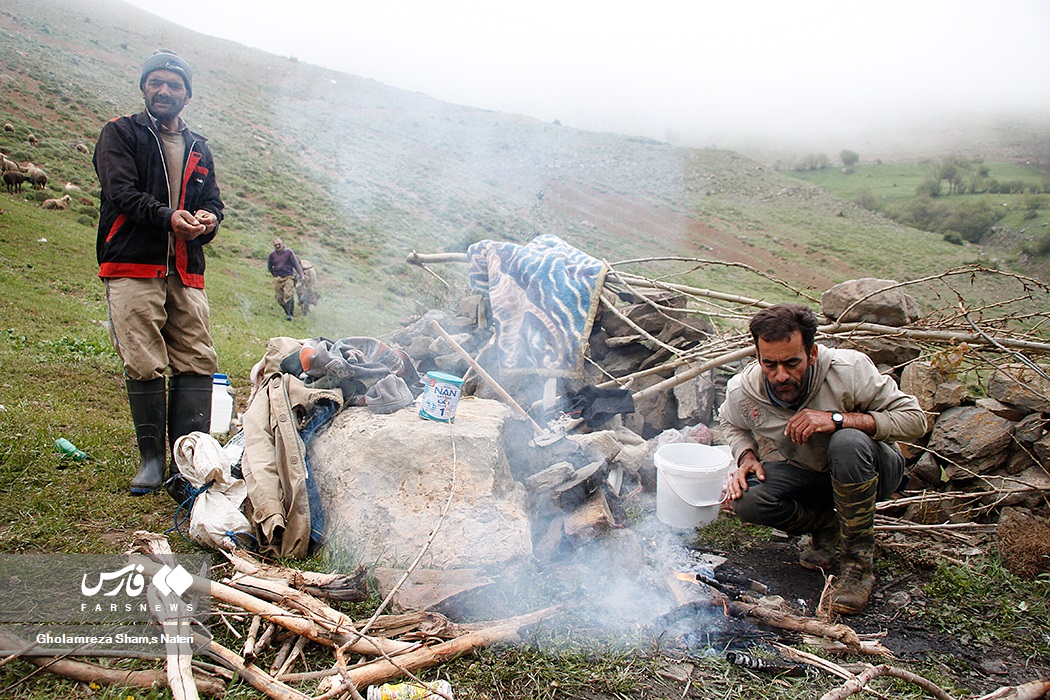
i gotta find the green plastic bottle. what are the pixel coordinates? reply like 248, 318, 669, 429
55, 438, 89, 461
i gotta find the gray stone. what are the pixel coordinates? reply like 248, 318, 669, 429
1035, 432, 1050, 466
987, 364, 1050, 413
900, 361, 947, 414
523, 461, 575, 492
820, 278, 921, 326
933, 381, 966, 412
623, 372, 678, 439
975, 398, 1029, 422
673, 366, 718, 425
567, 430, 624, 463
980, 465, 1050, 510
309, 398, 532, 569
927, 406, 1014, 479
1015, 413, 1049, 444
908, 452, 944, 486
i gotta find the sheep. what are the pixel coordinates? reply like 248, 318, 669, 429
42, 194, 72, 210
3, 123, 13, 133
63, 181, 81, 192
1, 155, 17, 172
74, 142, 89, 154
3, 170, 24, 193
26, 133, 38, 146
25, 164, 47, 189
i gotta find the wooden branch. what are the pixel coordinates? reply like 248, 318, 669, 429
428, 319, 544, 435
723, 597, 890, 656
598, 294, 682, 356
135, 533, 200, 700
975, 677, 1050, 700
242, 615, 262, 662
819, 664, 953, 700
203, 638, 309, 700
631, 346, 755, 402
346, 607, 559, 689
612, 271, 775, 309
0, 631, 225, 698
405, 251, 468, 265
222, 550, 369, 602
130, 547, 414, 657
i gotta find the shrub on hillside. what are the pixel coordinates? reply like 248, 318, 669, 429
885, 195, 1003, 243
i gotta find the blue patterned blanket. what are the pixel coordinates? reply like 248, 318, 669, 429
467, 234, 607, 377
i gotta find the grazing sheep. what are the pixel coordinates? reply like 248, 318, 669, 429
1, 155, 17, 172
3, 170, 24, 193
26, 133, 38, 146
3, 123, 13, 133
74, 142, 89, 154
42, 194, 72, 210
26, 165, 47, 189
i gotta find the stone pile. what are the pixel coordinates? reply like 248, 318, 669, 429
310, 275, 1048, 574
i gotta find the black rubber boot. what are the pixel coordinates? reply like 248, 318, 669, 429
168, 374, 213, 456
283, 299, 294, 320
165, 374, 213, 504
126, 377, 167, 496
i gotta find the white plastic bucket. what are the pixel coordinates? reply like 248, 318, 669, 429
654, 442, 732, 529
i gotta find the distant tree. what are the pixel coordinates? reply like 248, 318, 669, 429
853, 188, 878, 211
917, 178, 942, 197
794, 153, 830, 171
840, 149, 860, 168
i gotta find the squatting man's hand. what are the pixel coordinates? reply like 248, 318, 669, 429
727, 450, 764, 501
784, 408, 837, 444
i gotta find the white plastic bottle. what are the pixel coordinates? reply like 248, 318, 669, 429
210, 373, 235, 434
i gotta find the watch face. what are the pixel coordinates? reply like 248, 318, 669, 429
832, 412, 844, 427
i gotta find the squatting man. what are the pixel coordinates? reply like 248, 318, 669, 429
719, 303, 927, 614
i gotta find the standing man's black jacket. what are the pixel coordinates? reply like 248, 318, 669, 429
93, 110, 223, 288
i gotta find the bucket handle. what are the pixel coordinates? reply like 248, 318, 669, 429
663, 473, 729, 508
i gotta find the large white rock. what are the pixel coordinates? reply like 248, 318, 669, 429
309, 397, 532, 569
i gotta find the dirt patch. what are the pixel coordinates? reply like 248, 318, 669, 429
709, 534, 1050, 695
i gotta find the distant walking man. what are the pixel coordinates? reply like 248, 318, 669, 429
719, 303, 926, 614
267, 237, 303, 320
94, 49, 224, 496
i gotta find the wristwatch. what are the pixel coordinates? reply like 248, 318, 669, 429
831, 412, 844, 430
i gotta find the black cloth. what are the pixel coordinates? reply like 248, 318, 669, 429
566, 385, 635, 429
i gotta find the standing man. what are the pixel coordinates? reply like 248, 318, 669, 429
267, 237, 304, 320
719, 303, 926, 614
94, 49, 224, 496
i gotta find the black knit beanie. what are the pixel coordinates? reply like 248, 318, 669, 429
139, 49, 192, 97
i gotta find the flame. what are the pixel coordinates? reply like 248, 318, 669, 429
673, 571, 699, 583
722, 598, 730, 616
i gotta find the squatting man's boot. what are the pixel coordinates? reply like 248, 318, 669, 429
782, 503, 840, 572
828, 475, 879, 615
125, 377, 167, 496
165, 374, 213, 504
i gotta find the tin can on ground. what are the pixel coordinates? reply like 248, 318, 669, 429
366, 680, 454, 700
418, 371, 463, 423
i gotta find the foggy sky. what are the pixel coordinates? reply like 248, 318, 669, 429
122, 0, 1050, 151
